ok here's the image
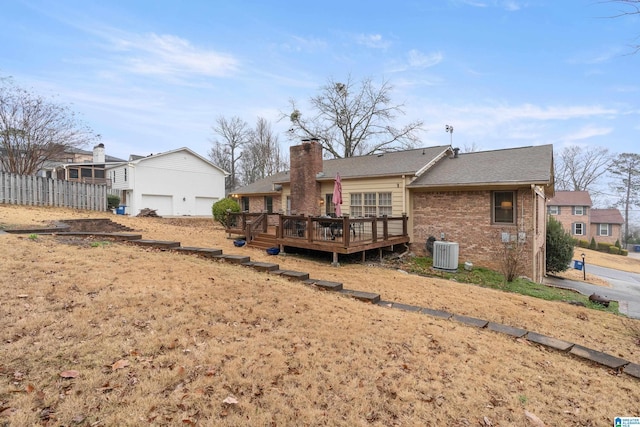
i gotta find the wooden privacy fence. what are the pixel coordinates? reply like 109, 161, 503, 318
0, 171, 107, 211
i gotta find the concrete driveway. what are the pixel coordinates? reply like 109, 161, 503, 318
545, 253, 640, 319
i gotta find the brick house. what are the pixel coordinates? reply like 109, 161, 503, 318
231, 139, 554, 283
547, 191, 624, 245
590, 209, 624, 245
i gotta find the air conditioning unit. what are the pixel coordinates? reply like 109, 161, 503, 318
433, 241, 459, 271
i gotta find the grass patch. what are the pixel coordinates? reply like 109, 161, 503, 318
404, 256, 619, 314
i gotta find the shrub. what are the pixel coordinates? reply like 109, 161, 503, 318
615, 239, 621, 249
609, 246, 620, 255
598, 242, 612, 253
546, 217, 575, 273
588, 237, 597, 250
107, 194, 120, 210
621, 249, 629, 256
212, 197, 240, 227
500, 242, 524, 283
578, 239, 589, 248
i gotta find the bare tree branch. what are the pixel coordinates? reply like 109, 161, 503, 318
0, 79, 98, 175
283, 75, 424, 158
208, 116, 251, 194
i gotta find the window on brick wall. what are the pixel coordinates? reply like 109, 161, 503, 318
573, 206, 584, 215
493, 191, 515, 224
548, 205, 559, 215
241, 197, 249, 211
264, 196, 273, 213
598, 223, 610, 236
572, 222, 585, 235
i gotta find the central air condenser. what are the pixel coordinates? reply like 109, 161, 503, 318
432, 241, 459, 271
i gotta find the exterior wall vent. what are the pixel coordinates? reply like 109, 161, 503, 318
433, 241, 459, 271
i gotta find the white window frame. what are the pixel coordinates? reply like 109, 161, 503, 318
573, 206, 584, 215
548, 205, 559, 215
573, 222, 585, 236
350, 192, 392, 217
598, 223, 610, 236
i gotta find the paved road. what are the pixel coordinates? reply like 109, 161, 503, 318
545, 259, 640, 319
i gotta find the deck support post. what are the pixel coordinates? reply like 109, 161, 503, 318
332, 252, 340, 267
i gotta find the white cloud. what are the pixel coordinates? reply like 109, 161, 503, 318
110, 33, 239, 78
386, 50, 443, 73
280, 35, 328, 53
355, 33, 391, 49
561, 126, 613, 142
407, 50, 443, 68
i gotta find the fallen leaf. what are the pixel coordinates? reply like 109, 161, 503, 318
60, 370, 79, 378
26, 384, 35, 393
524, 410, 546, 427
112, 359, 130, 371
223, 395, 238, 405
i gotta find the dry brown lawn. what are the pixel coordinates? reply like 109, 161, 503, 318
1, 205, 640, 426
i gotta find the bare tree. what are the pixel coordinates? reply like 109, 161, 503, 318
605, 0, 640, 52
0, 79, 98, 175
553, 145, 611, 196
240, 117, 286, 185
462, 142, 482, 153
208, 116, 251, 194
608, 152, 640, 244
284, 75, 424, 158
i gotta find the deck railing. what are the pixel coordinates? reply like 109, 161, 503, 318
277, 214, 408, 247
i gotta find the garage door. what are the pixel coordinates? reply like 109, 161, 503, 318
141, 194, 173, 216
195, 197, 218, 216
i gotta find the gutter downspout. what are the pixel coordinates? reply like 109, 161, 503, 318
531, 184, 537, 283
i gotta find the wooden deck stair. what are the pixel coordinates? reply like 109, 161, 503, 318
248, 232, 277, 250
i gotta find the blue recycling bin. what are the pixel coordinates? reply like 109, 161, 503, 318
635, 245, 640, 252
573, 260, 583, 271
116, 206, 126, 215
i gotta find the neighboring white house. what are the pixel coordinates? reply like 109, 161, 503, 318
107, 147, 228, 217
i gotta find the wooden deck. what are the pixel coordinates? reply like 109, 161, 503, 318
225, 212, 410, 264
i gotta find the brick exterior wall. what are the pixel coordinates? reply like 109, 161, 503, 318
289, 140, 323, 216
245, 195, 282, 226
589, 223, 622, 245
411, 187, 541, 281
548, 207, 589, 242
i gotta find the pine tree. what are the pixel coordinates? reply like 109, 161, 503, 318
546, 217, 575, 273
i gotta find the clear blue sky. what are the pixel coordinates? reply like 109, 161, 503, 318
1, 0, 638, 165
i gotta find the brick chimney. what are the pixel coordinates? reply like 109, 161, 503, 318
289, 139, 323, 216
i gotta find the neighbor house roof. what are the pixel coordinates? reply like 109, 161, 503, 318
109, 147, 229, 176
407, 144, 554, 189
548, 191, 592, 207
591, 208, 624, 224
64, 146, 126, 163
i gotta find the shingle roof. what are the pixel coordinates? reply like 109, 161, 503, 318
407, 144, 554, 188
548, 191, 592, 207
231, 171, 290, 195
591, 208, 624, 224
233, 145, 451, 194
233, 144, 554, 195
315, 145, 451, 181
